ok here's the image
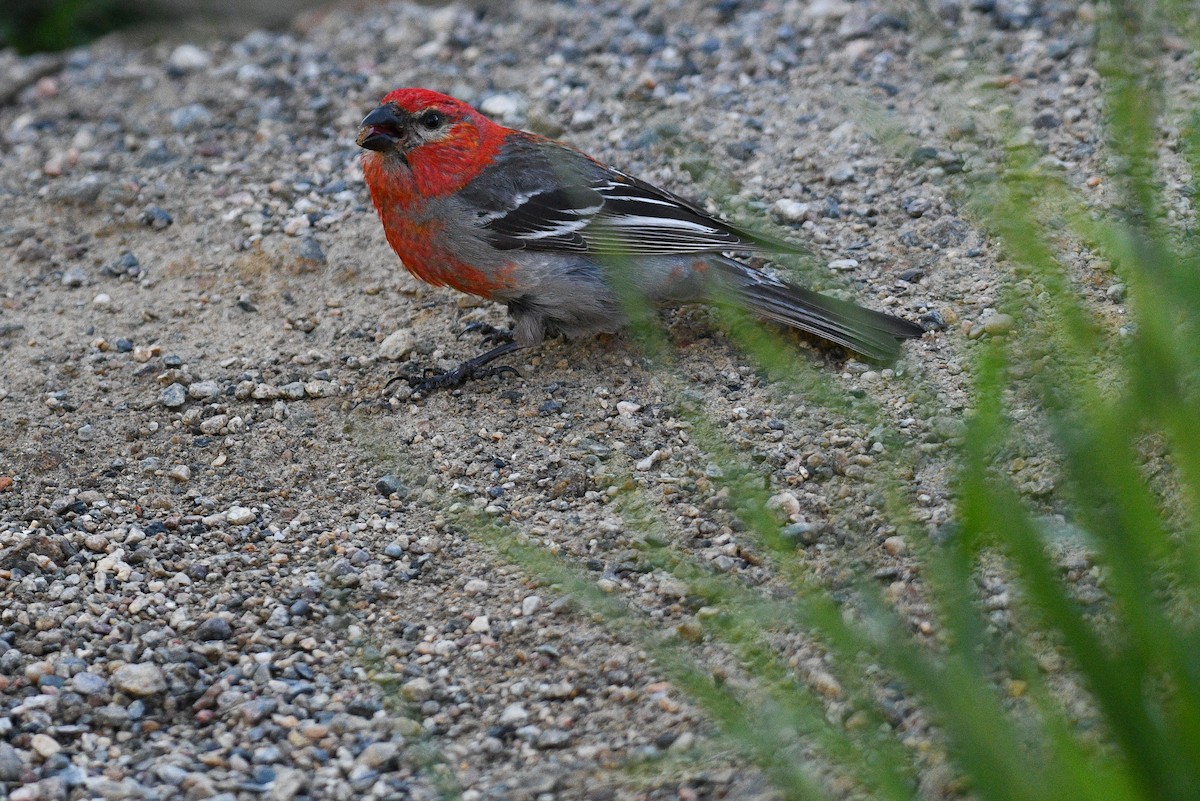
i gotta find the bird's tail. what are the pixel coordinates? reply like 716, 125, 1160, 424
711, 258, 924, 362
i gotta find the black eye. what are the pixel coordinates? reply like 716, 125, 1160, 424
420, 111, 443, 130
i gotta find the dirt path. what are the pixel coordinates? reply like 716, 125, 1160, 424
0, 1, 1115, 798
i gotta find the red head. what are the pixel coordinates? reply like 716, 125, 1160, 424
356, 88, 507, 199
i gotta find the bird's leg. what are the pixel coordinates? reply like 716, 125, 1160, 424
405, 340, 525, 394
460, 321, 515, 346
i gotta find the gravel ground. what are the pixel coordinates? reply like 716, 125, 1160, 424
0, 1, 1153, 799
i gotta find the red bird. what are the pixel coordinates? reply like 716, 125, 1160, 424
356, 88, 923, 390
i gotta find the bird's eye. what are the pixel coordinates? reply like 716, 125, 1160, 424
420, 111, 443, 130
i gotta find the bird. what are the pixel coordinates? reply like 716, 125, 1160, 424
355, 88, 923, 391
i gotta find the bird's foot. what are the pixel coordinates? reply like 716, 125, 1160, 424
407, 363, 520, 394
383, 340, 524, 396
460, 322, 515, 346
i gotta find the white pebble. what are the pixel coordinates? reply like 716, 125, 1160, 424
810, 670, 843, 698
767, 491, 801, 517
773, 199, 810, 222
283, 215, 310, 236
112, 662, 167, 697
669, 731, 696, 752
379, 329, 415, 360
31, 733, 61, 759
635, 449, 664, 471
480, 93, 525, 122
499, 703, 528, 725
521, 595, 542, 616
402, 677, 433, 702
227, 506, 255, 525
168, 43, 211, 71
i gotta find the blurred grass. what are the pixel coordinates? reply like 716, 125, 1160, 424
347, 0, 1200, 798
0, 0, 329, 53
0, 0, 147, 54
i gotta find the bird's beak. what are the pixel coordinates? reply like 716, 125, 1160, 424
356, 104, 406, 152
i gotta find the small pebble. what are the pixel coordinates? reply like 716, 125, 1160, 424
31, 733, 61, 762
767, 492, 801, 517
356, 741, 400, 770
141, 207, 173, 229
499, 703, 528, 725
112, 663, 167, 697
669, 731, 696, 752
635, 449, 664, 471
168, 43, 211, 71
615, 400, 641, 416
827, 164, 856, 184
294, 236, 326, 266
402, 677, 433, 703
188, 380, 220, 401
170, 103, 213, 132
283, 215, 310, 236
227, 506, 255, 525
982, 313, 1015, 335
810, 670, 843, 699
379, 329, 415, 360
521, 595, 542, 616
375, 474, 406, 497
71, 671, 109, 695
536, 728, 571, 749
160, 383, 187, 408
773, 199, 809, 222
193, 617, 232, 641
903, 197, 932, 217
480, 93, 525, 122
0, 742, 22, 781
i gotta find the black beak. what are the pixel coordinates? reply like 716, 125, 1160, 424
356, 104, 406, 152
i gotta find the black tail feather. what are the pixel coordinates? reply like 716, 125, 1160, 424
715, 263, 924, 362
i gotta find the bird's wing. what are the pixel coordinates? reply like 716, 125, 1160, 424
460, 136, 801, 257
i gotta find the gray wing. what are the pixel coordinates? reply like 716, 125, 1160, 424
457, 134, 801, 257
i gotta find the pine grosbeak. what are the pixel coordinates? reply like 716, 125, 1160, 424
356, 88, 923, 390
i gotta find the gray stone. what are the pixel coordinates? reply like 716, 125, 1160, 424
355, 741, 400, 769
112, 663, 166, 697
193, 617, 232, 641
159, 383, 186, 408
170, 103, 213, 132
71, 671, 109, 696
0, 741, 23, 781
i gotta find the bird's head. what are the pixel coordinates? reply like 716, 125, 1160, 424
357, 88, 507, 197
356, 88, 482, 158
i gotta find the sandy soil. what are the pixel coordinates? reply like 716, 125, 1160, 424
0, 1, 1134, 799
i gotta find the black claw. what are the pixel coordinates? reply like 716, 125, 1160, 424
382, 340, 525, 397
460, 322, 515, 346
408, 363, 520, 394
383, 374, 410, 395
